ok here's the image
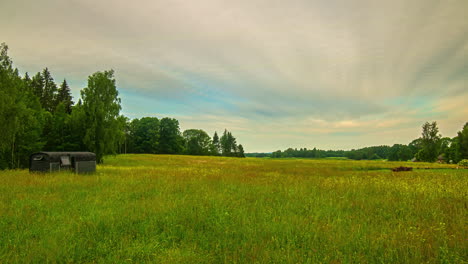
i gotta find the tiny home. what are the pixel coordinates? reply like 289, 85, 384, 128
30, 152, 96, 174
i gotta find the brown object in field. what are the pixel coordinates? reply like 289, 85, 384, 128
392, 166, 413, 172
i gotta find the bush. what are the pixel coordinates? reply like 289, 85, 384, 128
458, 159, 468, 168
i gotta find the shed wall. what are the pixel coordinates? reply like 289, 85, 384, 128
30, 152, 96, 173
75, 161, 96, 174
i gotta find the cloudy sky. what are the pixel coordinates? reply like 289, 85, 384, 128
2, 0, 467, 152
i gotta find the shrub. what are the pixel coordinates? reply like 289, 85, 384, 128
458, 159, 468, 168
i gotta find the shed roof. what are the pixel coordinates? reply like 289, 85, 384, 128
31, 152, 96, 161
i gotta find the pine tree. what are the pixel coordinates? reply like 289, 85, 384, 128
220, 129, 230, 156
57, 79, 74, 113
31, 72, 44, 100
211, 131, 221, 155
23, 72, 32, 91
41, 68, 58, 112
227, 132, 237, 156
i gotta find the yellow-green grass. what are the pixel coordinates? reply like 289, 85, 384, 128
0, 155, 466, 263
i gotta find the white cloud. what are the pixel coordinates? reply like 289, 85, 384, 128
1, 0, 467, 151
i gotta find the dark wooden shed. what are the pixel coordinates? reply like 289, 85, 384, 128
30, 152, 96, 174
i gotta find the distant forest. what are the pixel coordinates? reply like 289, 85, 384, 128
248, 121, 468, 164
0, 43, 245, 169
1, 42, 467, 169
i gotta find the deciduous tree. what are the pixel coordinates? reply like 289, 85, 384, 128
183, 129, 212, 155
457, 122, 468, 160
81, 70, 122, 163
159, 117, 183, 154
416, 121, 441, 162
237, 144, 245, 158
129, 117, 160, 153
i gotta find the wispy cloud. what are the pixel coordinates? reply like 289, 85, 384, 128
1, 0, 467, 151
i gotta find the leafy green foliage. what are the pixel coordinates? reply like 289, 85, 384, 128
3, 42, 463, 167
40, 68, 58, 112
220, 129, 240, 157
458, 159, 468, 168
0, 43, 45, 168
31, 72, 44, 99
128, 117, 160, 154
457, 123, 468, 161
66, 101, 87, 151
415, 122, 442, 162
43, 103, 72, 151
237, 144, 245, 158
388, 144, 413, 161
183, 129, 212, 155
1, 43, 248, 168
0, 43, 18, 154
115, 115, 130, 154
264, 122, 468, 163
268, 146, 389, 160
81, 70, 122, 163
159, 117, 183, 154
56, 79, 74, 114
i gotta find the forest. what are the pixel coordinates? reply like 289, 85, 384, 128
246, 121, 468, 163
0, 43, 245, 169
248, 121, 468, 163
1, 42, 467, 169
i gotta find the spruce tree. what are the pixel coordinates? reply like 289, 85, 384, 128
227, 132, 237, 156
31, 72, 44, 101
41, 68, 58, 112
57, 79, 74, 113
23, 72, 32, 91
220, 129, 230, 156
212, 131, 221, 155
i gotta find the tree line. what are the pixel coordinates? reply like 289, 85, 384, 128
124, 117, 245, 157
248, 121, 468, 163
0, 43, 244, 169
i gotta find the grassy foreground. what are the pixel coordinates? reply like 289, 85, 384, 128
0, 155, 466, 263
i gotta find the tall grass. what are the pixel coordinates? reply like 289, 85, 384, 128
0, 155, 466, 263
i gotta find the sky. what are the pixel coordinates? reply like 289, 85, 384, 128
1, 0, 467, 152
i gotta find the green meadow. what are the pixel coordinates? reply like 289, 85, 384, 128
0, 155, 466, 263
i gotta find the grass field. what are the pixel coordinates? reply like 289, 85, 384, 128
0, 155, 467, 263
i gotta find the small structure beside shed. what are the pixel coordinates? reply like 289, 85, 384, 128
30, 152, 96, 174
